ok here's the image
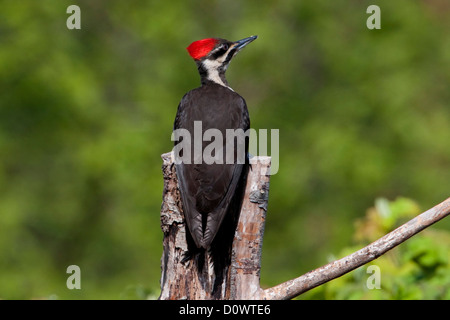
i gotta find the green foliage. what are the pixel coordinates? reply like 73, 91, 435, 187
305, 198, 450, 299
0, 1, 449, 299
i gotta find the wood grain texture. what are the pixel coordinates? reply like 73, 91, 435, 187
159, 152, 271, 300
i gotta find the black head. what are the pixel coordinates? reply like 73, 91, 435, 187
186, 36, 257, 87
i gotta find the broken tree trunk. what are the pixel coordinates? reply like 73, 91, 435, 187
158, 151, 450, 300
159, 151, 271, 300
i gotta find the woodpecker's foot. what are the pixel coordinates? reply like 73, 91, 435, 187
181, 247, 202, 264
181, 251, 193, 264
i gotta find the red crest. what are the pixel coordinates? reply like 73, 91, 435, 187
186, 38, 218, 60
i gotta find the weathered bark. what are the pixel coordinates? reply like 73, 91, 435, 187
158, 151, 450, 300
159, 152, 271, 300
261, 196, 450, 300
228, 155, 271, 299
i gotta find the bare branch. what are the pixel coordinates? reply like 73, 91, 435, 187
262, 197, 450, 300
160, 152, 450, 300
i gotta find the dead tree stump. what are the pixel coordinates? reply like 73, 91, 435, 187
158, 151, 450, 300
159, 151, 271, 300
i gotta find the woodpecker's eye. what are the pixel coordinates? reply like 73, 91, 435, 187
222, 44, 229, 51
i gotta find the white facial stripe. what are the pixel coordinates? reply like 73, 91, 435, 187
202, 58, 221, 70
210, 44, 237, 60
202, 59, 234, 91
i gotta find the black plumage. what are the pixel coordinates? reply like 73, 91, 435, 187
173, 36, 256, 250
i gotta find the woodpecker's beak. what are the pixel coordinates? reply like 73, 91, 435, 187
233, 35, 258, 51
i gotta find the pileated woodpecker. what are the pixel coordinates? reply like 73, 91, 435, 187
173, 36, 257, 250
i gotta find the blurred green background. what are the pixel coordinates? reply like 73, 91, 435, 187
1, 0, 449, 299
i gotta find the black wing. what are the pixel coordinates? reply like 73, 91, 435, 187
173, 84, 249, 248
